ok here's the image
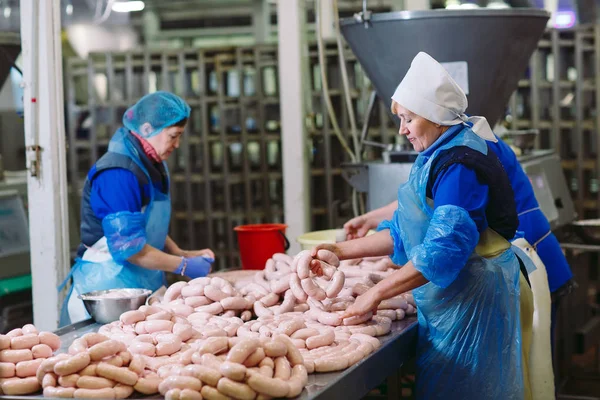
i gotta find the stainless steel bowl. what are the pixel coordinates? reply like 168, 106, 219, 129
78, 288, 152, 324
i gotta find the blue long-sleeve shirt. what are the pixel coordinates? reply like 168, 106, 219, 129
489, 137, 572, 292
421, 125, 490, 234
90, 169, 143, 219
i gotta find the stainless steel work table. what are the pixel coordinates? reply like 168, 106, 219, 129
1, 317, 418, 400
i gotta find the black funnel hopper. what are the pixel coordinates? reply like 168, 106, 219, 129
340, 9, 549, 126
0, 32, 20, 88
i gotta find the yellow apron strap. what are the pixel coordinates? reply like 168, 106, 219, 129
475, 228, 511, 258
475, 229, 533, 399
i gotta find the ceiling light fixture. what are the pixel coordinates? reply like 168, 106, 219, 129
111, 1, 145, 13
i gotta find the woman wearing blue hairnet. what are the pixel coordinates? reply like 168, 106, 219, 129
60, 91, 215, 326
310, 52, 534, 399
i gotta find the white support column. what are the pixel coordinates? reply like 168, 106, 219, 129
252, 0, 270, 44
277, 0, 310, 254
20, 0, 70, 331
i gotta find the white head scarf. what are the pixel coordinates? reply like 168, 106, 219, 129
391, 52, 496, 142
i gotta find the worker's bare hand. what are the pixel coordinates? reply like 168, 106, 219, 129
309, 244, 341, 276
343, 215, 375, 240
340, 289, 381, 319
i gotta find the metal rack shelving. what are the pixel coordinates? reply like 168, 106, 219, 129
65, 40, 396, 270
508, 24, 600, 220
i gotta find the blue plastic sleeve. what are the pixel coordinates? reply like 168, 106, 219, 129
102, 211, 147, 263
409, 205, 479, 288
377, 210, 409, 266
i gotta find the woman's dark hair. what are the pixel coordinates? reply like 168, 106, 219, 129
170, 117, 188, 128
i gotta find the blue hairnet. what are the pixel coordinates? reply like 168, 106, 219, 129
123, 91, 191, 138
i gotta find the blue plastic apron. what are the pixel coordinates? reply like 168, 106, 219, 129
59, 129, 170, 327
392, 127, 524, 399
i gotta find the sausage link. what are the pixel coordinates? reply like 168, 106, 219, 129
68, 338, 88, 355
158, 376, 202, 396
43, 386, 76, 398
0, 349, 33, 363
185, 296, 211, 308
199, 337, 229, 355
1, 376, 41, 395
246, 371, 289, 398
0, 336, 10, 351
166, 388, 182, 400
259, 293, 279, 307
82, 333, 109, 347
300, 278, 326, 301
263, 340, 287, 358
179, 388, 202, 400
0, 362, 15, 378
289, 274, 308, 303
156, 337, 183, 357
226, 338, 260, 364
164, 281, 187, 303
144, 320, 174, 333
272, 335, 303, 367
58, 373, 80, 388
291, 338, 306, 349
242, 348, 265, 368
89, 340, 125, 361
314, 355, 349, 372
133, 376, 160, 395
128, 354, 145, 375
146, 310, 172, 321
42, 372, 57, 388
217, 377, 256, 400
201, 385, 233, 400
76, 375, 115, 389
258, 357, 274, 369
54, 352, 91, 376
181, 284, 205, 298
219, 361, 246, 382
295, 252, 311, 280
195, 303, 224, 316
326, 271, 345, 298
114, 384, 134, 399
96, 363, 139, 386
16, 358, 43, 378
290, 328, 319, 341
10, 334, 40, 350
287, 364, 308, 398
32, 344, 53, 359
273, 356, 291, 380
120, 310, 145, 326
182, 364, 221, 387
37, 354, 69, 383
5, 329, 22, 338
79, 364, 98, 377
73, 388, 116, 399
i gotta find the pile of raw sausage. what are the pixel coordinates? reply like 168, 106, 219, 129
0, 325, 61, 395
0, 252, 416, 399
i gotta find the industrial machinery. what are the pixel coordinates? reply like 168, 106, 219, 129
339, 8, 576, 230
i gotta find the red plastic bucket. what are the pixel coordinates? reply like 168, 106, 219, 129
234, 224, 290, 270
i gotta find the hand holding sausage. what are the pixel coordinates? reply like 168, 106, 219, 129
340, 288, 381, 320
308, 245, 341, 277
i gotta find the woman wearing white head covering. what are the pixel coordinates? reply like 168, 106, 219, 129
309, 52, 531, 399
